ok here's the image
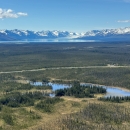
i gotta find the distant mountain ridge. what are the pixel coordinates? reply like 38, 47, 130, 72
77, 27, 130, 41
0, 27, 130, 41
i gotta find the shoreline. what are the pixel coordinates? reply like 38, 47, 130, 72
14, 79, 130, 94
80, 82, 130, 92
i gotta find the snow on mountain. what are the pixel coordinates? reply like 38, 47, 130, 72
0, 30, 7, 35
110, 27, 130, 34
0, 29, 80, 39
77, 27, 130, 41
81, 27, 130, 37
0, 27, 130, 41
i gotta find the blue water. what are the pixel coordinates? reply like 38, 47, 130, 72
0, 39, 98, 44
30, 82, 130, 97
48, 82, 71, 91
104, 86, 130, 97
30, 81, 71, 97
81, 83, 130, 97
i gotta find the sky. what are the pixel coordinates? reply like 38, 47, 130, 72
0, 0, 130, 33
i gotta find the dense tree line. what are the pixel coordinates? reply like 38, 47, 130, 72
1, 42, 130, 72
0, 91, 48, 107
99, 96, 130, 103
55, 81, 106, 98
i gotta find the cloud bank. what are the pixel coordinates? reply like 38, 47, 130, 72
117, 20, 130, 23
0, 8, 27, 19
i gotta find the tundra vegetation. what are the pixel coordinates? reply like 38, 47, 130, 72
0, 42, 130, 129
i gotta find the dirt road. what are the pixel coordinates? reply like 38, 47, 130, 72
0, 65, 130, 74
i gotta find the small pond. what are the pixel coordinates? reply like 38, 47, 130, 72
104, 86, 130, 97
30, 82, 130, 97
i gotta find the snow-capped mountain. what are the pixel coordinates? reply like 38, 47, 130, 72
80, 27, 130, 37
77, 27, 130, 41
0, 27, 130, 41
0, 29, 80, 41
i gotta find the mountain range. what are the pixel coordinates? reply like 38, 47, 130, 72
0, 27, 130, 41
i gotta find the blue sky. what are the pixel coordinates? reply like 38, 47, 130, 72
0, 0, 130, 32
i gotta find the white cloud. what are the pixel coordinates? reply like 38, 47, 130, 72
117, 20, 130, 23
17, 12, 28, 16
0, 8, 27, 19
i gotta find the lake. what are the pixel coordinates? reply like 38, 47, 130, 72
30, 82, 130, 97
0, 39, 99, 44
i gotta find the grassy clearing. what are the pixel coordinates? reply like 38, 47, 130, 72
33, 97, 130, 130
0, 96, 90, 130
0, 87, 129, 130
